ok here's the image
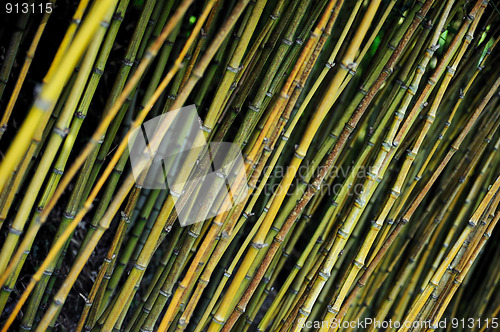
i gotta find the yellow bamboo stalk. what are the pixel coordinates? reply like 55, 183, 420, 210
203, 0, 270, 132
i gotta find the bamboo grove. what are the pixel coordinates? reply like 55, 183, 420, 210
0, 0, 499, 330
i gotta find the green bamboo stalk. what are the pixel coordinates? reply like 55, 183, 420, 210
0, 0, 33, 102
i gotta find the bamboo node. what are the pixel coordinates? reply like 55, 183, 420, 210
446, 66, 457, 75
415, 12, 425, 21
53, 298, 64, 306
103, 256, 113, 263
122, 59, 134, 67
212, 317, 225, 325
90, 137, 104, 144
423, 19, 433, 30
345, 122, 355, 133
19, 324, 32, 331
383, 67, 393, 75
282, 38, 293, 46
159, 289, 171, 298
371, 220, 382, 230
251, 242, 268, 249
309, 183, 321, 192
42, 269, 53, 276
406, 150, 417, 160
169, 189, 182, 198
2, 285, 13, 292
299, 307, 311, 316
8, 226, 22, 236
430, 44, 440, 52
381, 142, 392, 151
133, 263, 147, 271
337, 229, 349, 238
327, 305, 339, 314
242, 212, 253, 219
353, 260, 364, 268
325, 62, 334, 69
200, 124, 212, 133
273, 237, 284, 244
249, 104, 259, 113
120, 211, 130, 222
92, 67, 104, 76
112, 13, 124, 22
